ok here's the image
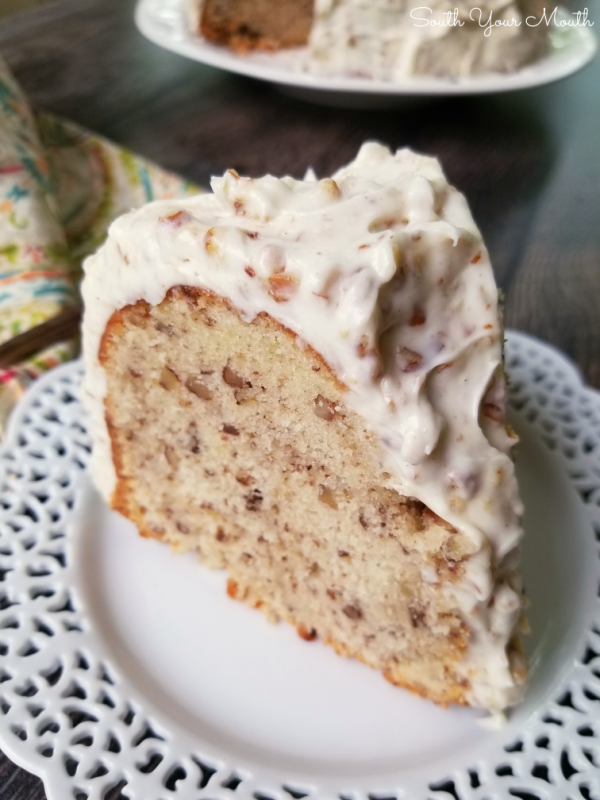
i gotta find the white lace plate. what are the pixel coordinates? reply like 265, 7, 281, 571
0, 329, 599, 800
134, 0, 597, 99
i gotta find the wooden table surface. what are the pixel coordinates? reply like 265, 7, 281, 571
0, 0, 599, 796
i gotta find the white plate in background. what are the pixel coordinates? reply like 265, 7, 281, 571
135, 0, 597, 99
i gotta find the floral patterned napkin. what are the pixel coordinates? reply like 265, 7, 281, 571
0, 54, 199, 431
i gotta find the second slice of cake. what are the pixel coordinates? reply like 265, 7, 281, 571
82, 143, 527, 711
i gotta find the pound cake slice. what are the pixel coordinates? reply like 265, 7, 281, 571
82, 143, 527, 711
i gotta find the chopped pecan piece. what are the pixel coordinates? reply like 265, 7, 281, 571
297, 625, 317, 641
186, 377, 212, 400
408, 602, 427, 628
314, 394, 337, 421
320, 178, 341, 199
343, 604, 363, 620
268, 273, 299, 302
357, 335, 369, 357
319, 486, 338, 509
397, 347, 423, 373
409, 307, 426, 326
245, 488, 263, 511
164, 445, 180, 469
159, 210, 190, 228
205, 228, 217, 254
223, 364, 251, 388
159, 366, 179, 390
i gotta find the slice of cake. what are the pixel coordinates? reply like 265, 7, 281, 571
192, 0, 550, 78
82, 143, 527, 711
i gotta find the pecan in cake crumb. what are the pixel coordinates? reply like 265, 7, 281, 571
245, 488, 263, 511
319, 486, 337, 509
314, 394, 336, 421
222, 423, 240, 436
409, 602, 427, 628
343, 604, 363, 620
159, 366, 179, 390
223, 364, 251, 388
186, 377, 212, 400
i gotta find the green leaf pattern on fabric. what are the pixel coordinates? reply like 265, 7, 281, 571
0, 53, 201, 431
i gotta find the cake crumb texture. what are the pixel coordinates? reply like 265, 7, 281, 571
200, 0, 313, 52
100, 286, 481, 706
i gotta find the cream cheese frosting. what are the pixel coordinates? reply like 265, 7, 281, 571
308, 0, 546, 79
82, 142, 526, 710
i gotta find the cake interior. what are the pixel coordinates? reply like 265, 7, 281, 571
100, 285, 486, 706
200, 0, 314, 52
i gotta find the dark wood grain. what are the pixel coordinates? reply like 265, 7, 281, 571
0, 304, 82, 368
0, 0, 599, 795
